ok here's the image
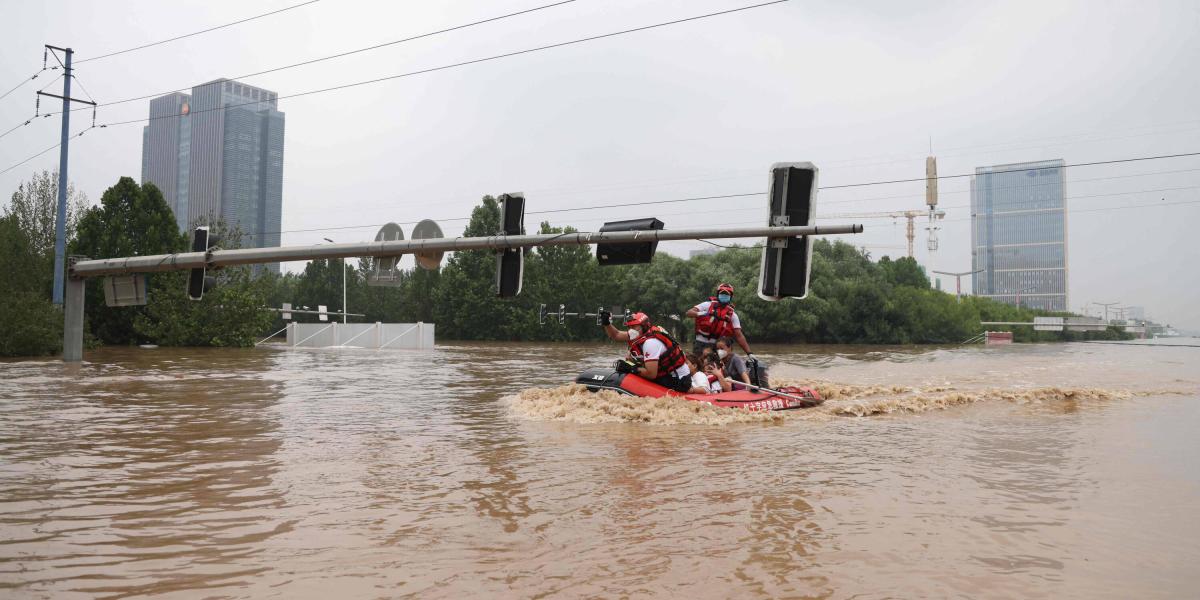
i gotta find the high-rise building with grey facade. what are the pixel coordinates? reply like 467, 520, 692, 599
141, 79, 284, 272
970, 159, 1068, 312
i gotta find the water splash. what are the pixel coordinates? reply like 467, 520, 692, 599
507, 380, 1142, 424
504, 385, 786, 425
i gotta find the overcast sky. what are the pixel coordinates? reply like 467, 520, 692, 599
2, 0, 1197, 329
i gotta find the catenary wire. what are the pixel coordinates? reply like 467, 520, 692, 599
74, 0, 323, 64
64, 0, 580, 112
0, 69, 48, 102
236, 177, 1200, 240
819, 153, 1200, 190
0, 128, 91, 176
696, 198, 1200, 251
332, 164, 1200, 216
0, 115, 38, 141
1, 1, 789, 174
89, 0, 791, 128
177, 150, 1200, 237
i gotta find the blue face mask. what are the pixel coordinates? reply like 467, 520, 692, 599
717, 293, 732, 304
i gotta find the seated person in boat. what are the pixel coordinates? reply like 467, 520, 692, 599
698, 354, 733, 394
715, 337, 752, 387
599, 310, 692, 393
685, 353, 725, 394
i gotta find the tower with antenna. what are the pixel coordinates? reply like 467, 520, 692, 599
925, 154, 940, 288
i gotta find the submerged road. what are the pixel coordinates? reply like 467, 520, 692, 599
1, 340, 1198, 598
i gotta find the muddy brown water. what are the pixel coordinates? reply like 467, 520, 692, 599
2, 340, 1198, 598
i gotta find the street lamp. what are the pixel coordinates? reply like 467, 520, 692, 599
932, 268, 984, 301
1094, 302, 1119, 323
1017, 288, 1036, 312
323, 238, 347, 324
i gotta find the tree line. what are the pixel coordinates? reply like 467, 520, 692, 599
1, 174, 1128, 357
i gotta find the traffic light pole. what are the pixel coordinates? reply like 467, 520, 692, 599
68, 224, 862, 277
63, 269, 85, 362
61, 222, 863, 361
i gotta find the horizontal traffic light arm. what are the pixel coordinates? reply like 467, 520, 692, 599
68, 223, 864, 278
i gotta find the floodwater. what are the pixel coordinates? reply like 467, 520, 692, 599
1, 340, 1198, 599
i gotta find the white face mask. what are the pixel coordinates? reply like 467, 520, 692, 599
627, 328, 640, 341
717, 349, 728, 359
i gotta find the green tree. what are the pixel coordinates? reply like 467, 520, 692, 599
0, 171, 90, 357
430, 196, 530, 340
0, 215, 62, 356
69, 177, 185, 345
134, 218, 274, 346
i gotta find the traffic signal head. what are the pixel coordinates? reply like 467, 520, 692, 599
187, 225, 211, 300
597, 218, 664, 265
495, 193, 525, 297
759, 163, 817, 300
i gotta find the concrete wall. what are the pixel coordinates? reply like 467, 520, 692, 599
285, 322, 434, 350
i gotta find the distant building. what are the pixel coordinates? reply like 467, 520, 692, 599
970, 159, 1068, 311
689, 247, 719, 259
141, 93, 191, 231
141, 79, 285, 273
1124, 306, 1145, 321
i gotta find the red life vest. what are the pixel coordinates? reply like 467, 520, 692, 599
628, 326, 687, 374
695, 297, 736, 339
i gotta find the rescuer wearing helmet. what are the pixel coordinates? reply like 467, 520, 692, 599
686, 283, 755, 361
598, 310, 692, 393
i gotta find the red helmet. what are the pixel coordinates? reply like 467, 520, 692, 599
717, 283, 734, 295
625, 312, 650, 327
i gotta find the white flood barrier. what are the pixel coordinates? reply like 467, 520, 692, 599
285, 322, 434, 350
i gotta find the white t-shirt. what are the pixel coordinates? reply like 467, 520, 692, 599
640, 337, 692, 379
690, 372, 722, 394
694, 301, 741, 342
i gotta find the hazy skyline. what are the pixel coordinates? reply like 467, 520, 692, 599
2, 0, 1197, 328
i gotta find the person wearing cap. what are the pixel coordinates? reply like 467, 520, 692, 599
686, 283, 755, 361
598, 310, 692, 393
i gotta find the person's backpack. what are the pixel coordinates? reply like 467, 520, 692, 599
746, 356, 769, 389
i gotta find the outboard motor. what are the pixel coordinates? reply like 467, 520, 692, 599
575, 368, 628, 393
746, 356, 770, 389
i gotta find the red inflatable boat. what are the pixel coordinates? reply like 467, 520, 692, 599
575, 367, 822, 411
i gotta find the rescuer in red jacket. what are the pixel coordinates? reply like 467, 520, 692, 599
686, 283, 755, 360
599, 310, 693, 392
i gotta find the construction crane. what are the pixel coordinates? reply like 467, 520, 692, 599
818, 210, 945, 258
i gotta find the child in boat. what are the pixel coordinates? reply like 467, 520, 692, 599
703, 355, 733, 393
686, 353, 731, 394
685, 353, 710, 394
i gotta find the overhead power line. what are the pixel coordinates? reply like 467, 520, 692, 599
820, 152, 1200, 190
74, 0, 323, 64
235, 171, 1200, 240
0, 128, 90, 177
269, 195, 1200, 251
0, 68, 48, 103
0, 114, 39, 141
941, 197, 1200, 222
0, 1, 786, 176
439, 153, 1200, 218
68, 0, 580, 112
92, 0, 791, 128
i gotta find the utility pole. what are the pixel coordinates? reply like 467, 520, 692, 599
932, 269, 983, 300
1095, 302, 1119, 323
39, 45, 96, 305
323, 238, 348, 324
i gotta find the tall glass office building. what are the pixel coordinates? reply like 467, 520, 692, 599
141, 79, 285, 273
141, 93, 191, 231
970, 159, 1068, 311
